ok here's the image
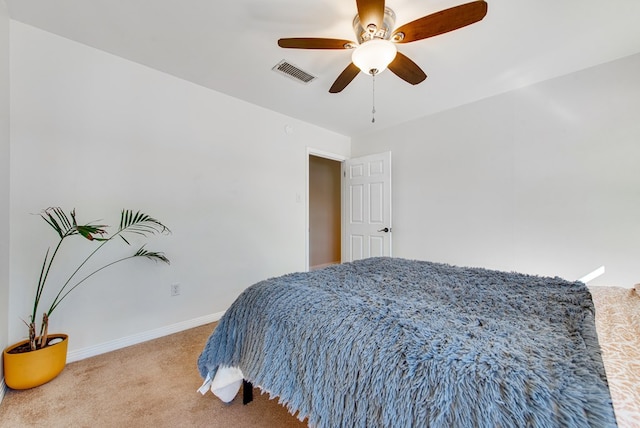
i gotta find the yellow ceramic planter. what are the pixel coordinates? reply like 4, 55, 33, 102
3, 334, 68, 390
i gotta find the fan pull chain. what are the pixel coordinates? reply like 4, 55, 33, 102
371, 73, 376, 123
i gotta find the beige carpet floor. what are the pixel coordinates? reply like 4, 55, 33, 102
0, 323, 307, 428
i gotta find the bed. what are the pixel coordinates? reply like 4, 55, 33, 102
197, 257, 620, 427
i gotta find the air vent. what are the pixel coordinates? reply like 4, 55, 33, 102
272, 60, 316, 84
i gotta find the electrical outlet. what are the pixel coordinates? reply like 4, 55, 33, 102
170, 283, 181, 296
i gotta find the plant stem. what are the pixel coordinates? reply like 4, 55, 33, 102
46, 220, 140, 316
28, 322, 36, 351
38, 313, 49, 348
32, 238, 64, 329
48, 254, 138, 315
46, 238, 111, 317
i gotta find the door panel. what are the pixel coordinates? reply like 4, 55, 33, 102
350, 235, 364, 260
343, 152, 392, 262
350, 184, 364, 223
370, 236, 385, 257
370, 182, 384, 223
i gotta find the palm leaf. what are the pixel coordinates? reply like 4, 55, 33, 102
75, 225, 108, 241
134, 246, 170, 264
70, 209, 108, 240
41, 207, 110, 241
118, 209, 170, 240
41, 207, 73, 238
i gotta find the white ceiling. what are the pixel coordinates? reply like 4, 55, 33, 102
6, 0, 640, 137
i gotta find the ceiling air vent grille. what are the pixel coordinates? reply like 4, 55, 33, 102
272, 60, 316, 84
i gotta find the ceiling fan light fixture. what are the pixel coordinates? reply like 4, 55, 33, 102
351, 39, 397, 75
277, 0, 488, 93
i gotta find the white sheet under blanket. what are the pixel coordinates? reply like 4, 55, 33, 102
197, 366, 244, 403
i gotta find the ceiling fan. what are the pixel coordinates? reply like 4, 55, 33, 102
278, 0, 488, 93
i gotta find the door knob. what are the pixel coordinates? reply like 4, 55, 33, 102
378, 227, 390, 233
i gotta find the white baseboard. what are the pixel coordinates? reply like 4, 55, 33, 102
67, 311, 225, 363
0, 377, 6, 404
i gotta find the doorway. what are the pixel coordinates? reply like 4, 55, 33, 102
308, 154, 342, 270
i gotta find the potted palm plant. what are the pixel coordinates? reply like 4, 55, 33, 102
3, 207, 170, 389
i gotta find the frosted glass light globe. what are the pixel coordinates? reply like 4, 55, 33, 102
352, 39, 397, 75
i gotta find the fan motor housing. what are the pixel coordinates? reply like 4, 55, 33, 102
352, 7, 396, 43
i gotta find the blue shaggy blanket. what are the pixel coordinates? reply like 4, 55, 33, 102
198, 257, 617, 427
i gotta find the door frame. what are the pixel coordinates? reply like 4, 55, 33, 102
306, 148, 347, 272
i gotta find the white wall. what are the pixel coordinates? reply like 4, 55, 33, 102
352, 53, 640, 287
8, 21, 350, 353
0, 0, 10, 388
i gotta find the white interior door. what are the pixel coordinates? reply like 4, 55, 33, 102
343, 151, 392, 262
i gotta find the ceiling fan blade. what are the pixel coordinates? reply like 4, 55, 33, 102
278, 38, 355, 49
388, 52, 427, 85
356, 0, 386, 30
329, 63, 361, 93
391, 0, 488, 44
